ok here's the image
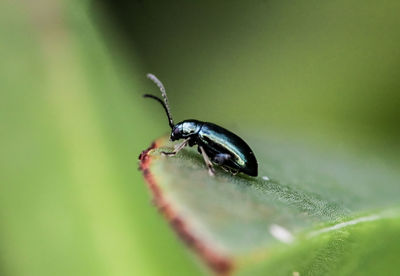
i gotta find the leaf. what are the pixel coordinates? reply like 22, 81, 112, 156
139, 135, 400, 276
0, 1, 201, 276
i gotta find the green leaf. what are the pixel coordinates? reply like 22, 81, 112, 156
0, 1, 201, 276
140, 135, 400, 275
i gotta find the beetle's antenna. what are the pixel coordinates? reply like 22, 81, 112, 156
144, 73, 174, 128
143, 94, 174, 128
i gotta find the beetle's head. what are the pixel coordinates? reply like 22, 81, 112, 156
171, 120, 202, 141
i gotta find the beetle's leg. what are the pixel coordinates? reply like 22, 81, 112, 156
221, 165, 239, 176
199, 146, 215, 176
231, 169, 239, 176
221, 166, 230, 173
213, 153, 231, 165
161, 138, 190, 156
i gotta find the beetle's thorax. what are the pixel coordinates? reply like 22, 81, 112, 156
170, 119, 204, 141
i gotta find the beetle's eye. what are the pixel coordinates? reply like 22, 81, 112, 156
173, 127, 180, 136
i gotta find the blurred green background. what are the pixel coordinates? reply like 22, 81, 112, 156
1, 0, 399, 275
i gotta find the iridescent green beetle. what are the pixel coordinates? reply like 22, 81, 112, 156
144, 74, 258, 176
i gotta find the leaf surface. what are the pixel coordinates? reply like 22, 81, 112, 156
140, 135, 400, 275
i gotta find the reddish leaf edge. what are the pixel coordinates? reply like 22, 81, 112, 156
139, 138, 234, 276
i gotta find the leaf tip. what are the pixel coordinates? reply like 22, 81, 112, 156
139, 139, 234, 276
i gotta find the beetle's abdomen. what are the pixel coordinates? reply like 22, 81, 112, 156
198, 123, 258, 176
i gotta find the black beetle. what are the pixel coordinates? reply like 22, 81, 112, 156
144, 73, 258, 177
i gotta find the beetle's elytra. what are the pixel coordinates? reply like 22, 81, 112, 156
144, 73, 258, 177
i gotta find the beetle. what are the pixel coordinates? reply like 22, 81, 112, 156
144, 73, 258, 177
